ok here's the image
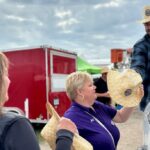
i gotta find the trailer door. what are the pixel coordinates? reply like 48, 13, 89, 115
49, 50, 76, 115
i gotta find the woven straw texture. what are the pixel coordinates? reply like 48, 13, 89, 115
139, 6, 150, 23
107, 69, 143, 107
41, 102, 93, 150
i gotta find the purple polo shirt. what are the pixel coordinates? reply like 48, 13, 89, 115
64, 101, 120, 150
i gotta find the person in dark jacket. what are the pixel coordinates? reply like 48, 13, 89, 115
94, 67, 111, 105
131, 5, 150, 111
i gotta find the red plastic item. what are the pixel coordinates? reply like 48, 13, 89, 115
111, 49, 123, 63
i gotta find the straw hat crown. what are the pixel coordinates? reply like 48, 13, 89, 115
41, 102, 93, 150
140, 6, 150, 23
101, 67, 109, 74
107, 69, 143, 107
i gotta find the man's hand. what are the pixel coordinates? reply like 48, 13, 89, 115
137, 84, 144, 101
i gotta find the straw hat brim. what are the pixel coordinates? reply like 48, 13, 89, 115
41, 102, 93, 150
107, 69, 143, 107
139, 18, 150, 24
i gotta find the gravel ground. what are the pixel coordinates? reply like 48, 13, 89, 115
116, 108, 144, 150
37, 107, 144, 150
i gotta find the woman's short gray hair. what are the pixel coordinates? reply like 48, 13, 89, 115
65, 71, 92, 101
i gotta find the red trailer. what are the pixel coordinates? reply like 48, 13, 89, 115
3, 46, 77, 123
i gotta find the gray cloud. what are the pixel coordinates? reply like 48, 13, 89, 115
0, 0, 149, 62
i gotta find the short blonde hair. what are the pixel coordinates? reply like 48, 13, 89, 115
65, 71, 92, 101
0, 52, 9, 104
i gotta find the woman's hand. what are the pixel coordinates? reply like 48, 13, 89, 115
57, 117, 78, 134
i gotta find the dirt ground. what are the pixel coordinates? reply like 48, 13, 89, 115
37, 107, 144, 150
116, 108, 144, 150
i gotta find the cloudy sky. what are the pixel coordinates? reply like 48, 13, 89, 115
0, 0, 149, 63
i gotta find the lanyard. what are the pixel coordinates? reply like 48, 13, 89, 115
85, 111, 116, 149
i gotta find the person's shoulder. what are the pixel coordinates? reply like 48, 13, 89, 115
3, 112, 24, 118
64, 105, 81, 116
93, 77, 99, 83
0, 112, 29, 144
64, 104, 86, 122
2, 113, 33, 140
94, 77, 102, 84
0, 112, 25, 125
94, 101, 115, 111
94, 101, 105, 109
0, 112, 30, 131
134, 34, 149, 47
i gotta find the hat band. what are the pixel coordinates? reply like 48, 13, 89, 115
145, 9, 150, 16
124, 89, 132, 96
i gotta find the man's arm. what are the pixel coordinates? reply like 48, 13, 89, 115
96, 92, 110, 98
56, 117, 77, 150
56, 129, 74, 150
131, 44, 147, 79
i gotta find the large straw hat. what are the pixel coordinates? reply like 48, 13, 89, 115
139, 6, 150, 23
101, 67, 109, 74
107, 69, 143, 107
41, 102, 93, 150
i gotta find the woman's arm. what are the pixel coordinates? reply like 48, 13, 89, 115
113, 107, 135, 123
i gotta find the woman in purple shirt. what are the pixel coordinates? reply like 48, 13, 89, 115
64, 71, 143, 150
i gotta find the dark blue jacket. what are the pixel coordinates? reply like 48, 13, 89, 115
0, 112, 40, 150
131, 34, 150, 111
0, 112, 74, 150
